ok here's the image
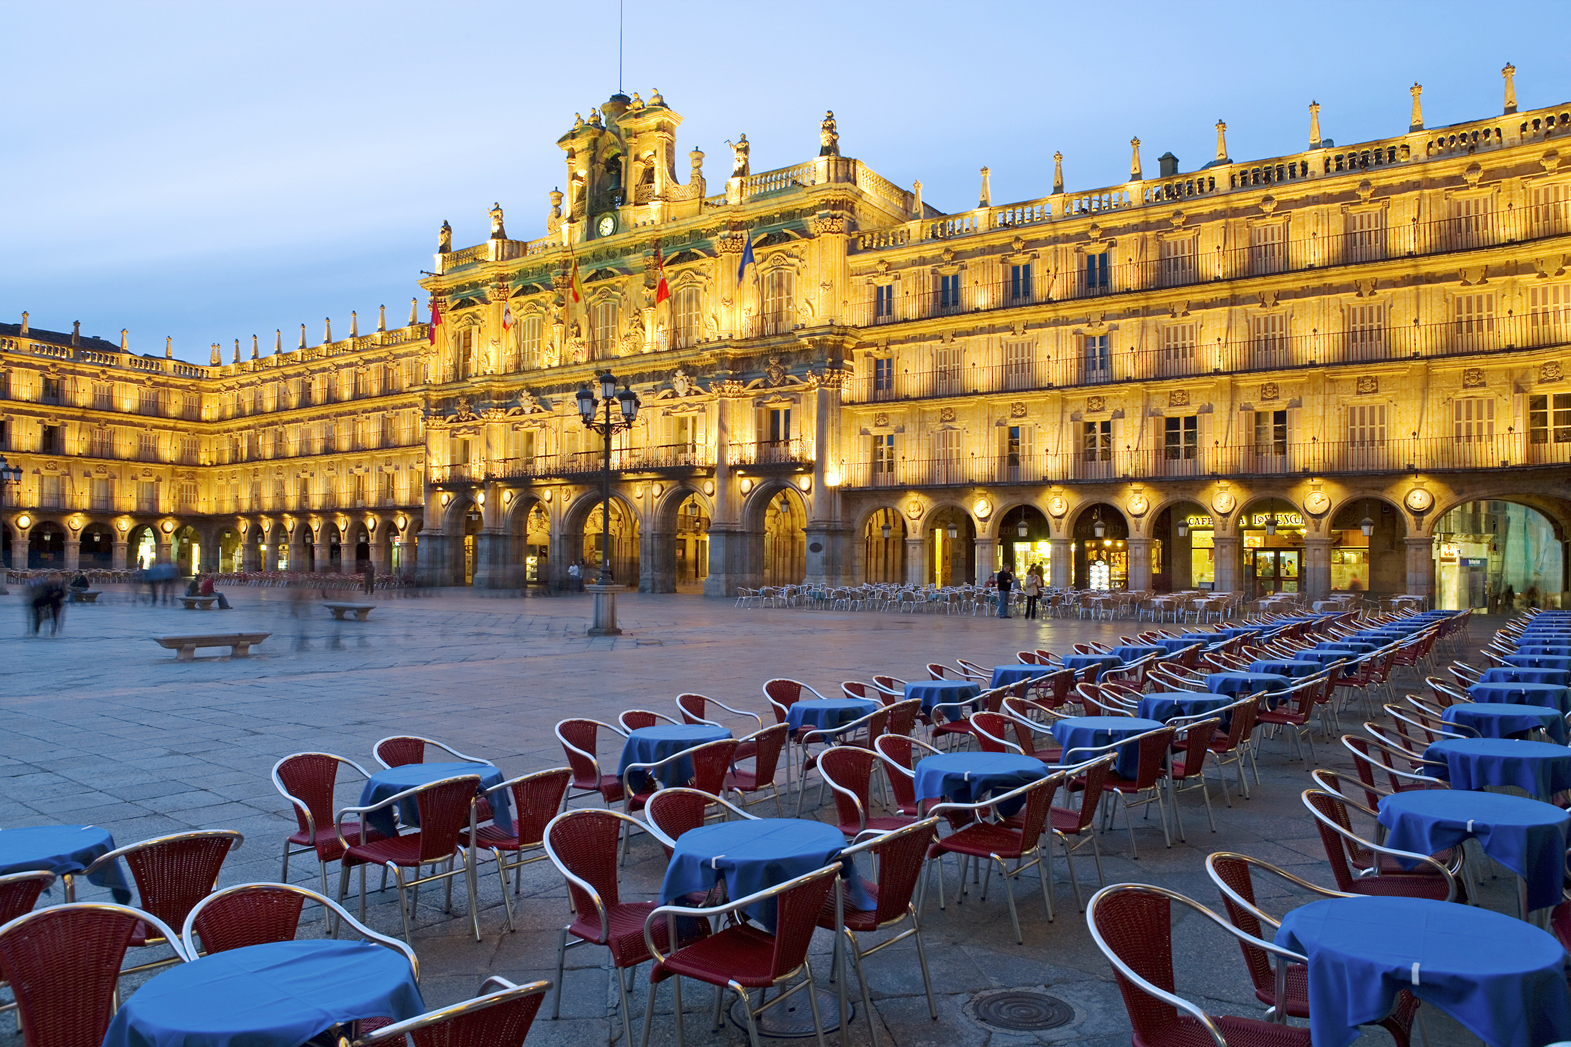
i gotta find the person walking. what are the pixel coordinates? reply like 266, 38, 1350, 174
995, 565, 1015, 618
1023, 564, 1043, 620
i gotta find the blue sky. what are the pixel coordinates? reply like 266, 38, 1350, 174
3, 0, 1568, 362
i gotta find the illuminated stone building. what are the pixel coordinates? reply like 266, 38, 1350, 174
5, 72, 1571, 607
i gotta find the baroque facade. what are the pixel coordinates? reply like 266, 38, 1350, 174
4, 76, 1571, 606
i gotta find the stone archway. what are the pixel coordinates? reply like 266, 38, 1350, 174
1429, 497, 1567, 611
578, 496, 640, 587
1235, 496, 1311, 601
925, 505, 976, 587
127, 524, 159, 571
994, 503, 1052, 577
861, 507, 906, 585
1323, 496, 1405, 603
80, 524, 115, 569
756, 487, 806, 587
1150, 499, 1212, 592
172, 525, 201, 576
28, 522, 67, 570
1071, 503, 1129, 590
642, 489, 712, 593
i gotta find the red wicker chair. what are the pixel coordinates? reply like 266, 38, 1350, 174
817, 818, 943, 1045
794, 706, 890, 815
462, 767, 571, 931
1047, 755, 1116, 912
373, 735, 486, 770
883, 697, 922, 738
1205, 853, 1422, 1044
81, 829, 242, 975
925, 662, 965, 681
1256, 677, 1321, 767
969, 712, 1023, 754
819, 746, 918, 839
1207, 696, 1262, 803
544, 809, 709, 1047
272, 752, 383, 897
1301, 789, 1458, 900
645, 788, 754, 859
641, 863, 841, 1047
555, 718, 628, 806
0, 871, 53, 926
763, 679, 829, 789
724, 723, 788, 816
872, 734, 943, 818
182, 882, 417, 972
1168, 717, 1221, 838
618, 709, 680, 732
1064, 726, 1177, 859
676, 693, 762, 733
335, 774, 483, 943
1087, 884, 1313, 1047
351, 976, 550, 1047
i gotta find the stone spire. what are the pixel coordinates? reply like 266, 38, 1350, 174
1504, 63, 1518, 114
350, 311, 359, 338
978, 166, 991, 208
121, 329, 128, 351
1409, 83, 1424, 131
1130, 137, 1143, 180
324, 317, 332, 344
19, 311, 27, 335
299, 324, 307, 350
210, 343, 220, 365
274, 329, 282, 355
251, 334, 259, 359
1214, 120, 1229, 163
71, 321, 80, 347
1309, 101, 1322, 148
912, 180, 923, 218
1052, 152, 1064, 194
377, 304, 386, 332
165, 335, 172, 358
408, 298, 418, 326
233, 339, 241, 363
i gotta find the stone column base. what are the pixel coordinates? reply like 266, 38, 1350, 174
586, 583, 625, 636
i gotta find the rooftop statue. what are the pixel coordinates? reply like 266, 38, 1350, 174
726, 134, 750, 178
489, 203, 506, 240
820, 111, 839, 157
438, 220, 452, 253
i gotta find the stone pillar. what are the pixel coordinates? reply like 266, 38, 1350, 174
905, 537, 926, 586
1049, 539, 1072, 589
111, 537, 128, 571
1302, 537, 1332, 601
287, 527, 306, 573
368, 523, 387, 574
63, 532, 80, 572
973, 538, 997, 587
1405, 537, 1435, 603
1213, 536, 1240, 595
312, 528, 330, 573
639, 524, 674, 593
1126, 537, 1152, 592
704, 393, 742, 597
241, 532, 259, 572
471, 481, 509, 589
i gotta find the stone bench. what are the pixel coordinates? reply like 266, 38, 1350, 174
179, 596, 217, 610
323, 602, 376, 621
153, 632, 271, 662
68, 590, 101, 604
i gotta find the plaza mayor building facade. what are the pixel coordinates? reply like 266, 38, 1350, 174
3, 71, 1570, 609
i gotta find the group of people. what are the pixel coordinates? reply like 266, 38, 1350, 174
986, 563, 1046, 619
183, 573, 233, 609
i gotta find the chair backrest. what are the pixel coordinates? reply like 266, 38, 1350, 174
411, 777, 480, 864
353, 977, 550, 1047
1203, 854, 1274, 994
114, 830, 242, 939
505, 768, 573, 848
0, 903, 182, 1047
619, 709, 662, 732
0, 872, 55, 927
1126, 728, 1177, 787
1172, 720, 1218, 777
740, 724, 788, 788
842, 681, 877, 703
676, 694, 713, 725
885, 698, 921, 738
1060, 756, 1115, 832
273, 752, 364, 842
819, 747, 877, 832
544, 810, 628, 936
839, 818, 940, 925
688, 739, 741, 794
762, 679, 813, 721
374, 736, 427, 768
871, 675, 906, 695
1087, 888, 1185, 1042
970, 712, 1019, 753
1011, 774, 1060, 852
765, 866, 841, 979
1301, 789, 1364, 891
645, 790, 714, 858
926, 662, 958, 681
872, 735, 927, 813
556, 719, 613, 789
184, 882, 415, 971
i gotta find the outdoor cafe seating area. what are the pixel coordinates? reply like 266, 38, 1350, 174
14, 602, 1571, 1047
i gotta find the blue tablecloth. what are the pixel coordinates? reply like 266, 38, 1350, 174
1049, 716, 1164, 778
1275, 895, 1571, 1047
989, 664, 1055, 689
617, 725, 731, 792
1479, 667, 1571, 686
1247, 659, 1322, 679
1215, 627, 1264, 639
0, 824, 130, 902
659, 818, 872, 930
1205, 671, 1291, 697
102, 939, 425, 1047
1137, 692, 1233, 725
1060, 654, 1123, 679
1504, 654, 1571, 671
1110, 644, 1166, 663
1377, 790, 1571, 911
1466, 681, 1571, 715
1443, 703, 1568, 745
1294, 649, 1355, 668
359, 762, 508, 838
1151, 637, 1203, 654
1508, 645, 1571, 656
1424, 738, 1571, 801
1316, 640, 1379, 654
904, 680, 981, 715
913, 753, 1048, 816
785, 699, 878, 735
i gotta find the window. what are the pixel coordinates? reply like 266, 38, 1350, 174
1004, 425, 1024, 477
1083, 334, 1111, 381
1160, 323, 1197, 375
379, 414, 394, 448
1528, 182, 1569, 238
764, 407, 791, 445
1453, 293, 1495, 350
1010, 263, 1032, 302
872, 433, 895, 475
383, 362, 401, 393
39, 474, 63, 508
934, 427, 962, 483
1528, 283, 1571, 345
1346, 302, 1387, 360
1002, 340, 1034, 390
92, 382, 113, 411
180, 437, 199, 465
297, 476, 311, 509
248, 481, 261, 511
762, 270, 794, 333
874, 284, 894, 320
183, 394, 200, 420
452, 437, 471, 465
1084, 251, 1110, 295
669, 416, 695, 457
40, 424, 61, 455
137, 480, 158, 513
934, 343, 963, 396
320, 423, 335, 455
1347, 403, 1388, 445
1453, 397, 1494, 441
455, 327, 475, 380
1251, 313, 1289, 366
379, 471, 395, 504
138, 432, 159, 461
178, 482, 198, 512
41, 377, 61, 404
251, 387, 263, 414
352, 473, 367, 507
90, 478, 112, 511
1158, 236, 1196, 287
1529, 393, 1571, 444
139, 387, 158, 415
299, 378, 313, 406
1254, 409, 1287, 458
672, 288, 700, 348
590, 301, 619, 357
1450, 195, 1493, 249
938, 272, 962, 311
1083, 419, 1112, 461
1346, 209, 1385, 263
519, 315, 542, 368
90, 427, 114, 458
1248, 222, 1287, 275
873, 357, 894, 397
1164, 416, 1198, 460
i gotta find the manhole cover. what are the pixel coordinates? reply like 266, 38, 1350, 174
973, 990, 1076, 1031
729, 987, 847, 1038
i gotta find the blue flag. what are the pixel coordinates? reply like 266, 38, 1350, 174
737, 235, 756, 281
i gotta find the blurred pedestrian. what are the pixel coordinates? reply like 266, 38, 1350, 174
362, 561, 375, 596
199, 573, 230, 610
27, 573, 66, 635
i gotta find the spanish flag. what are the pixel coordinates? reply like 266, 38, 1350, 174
654, 243, 670, 305
427, 301, 441, 345
569, 254, 584, 305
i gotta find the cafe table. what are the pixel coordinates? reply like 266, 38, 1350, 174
1478, 666, 1571, 686
1443, 702, 1568, 745
904, 679, 981, 715
1060, 653, 1123, 680
0, 824, 131, 903
1506, 644, 1571, 656
1246, 658, 1322, 679
1275, 895, 1571, 1047
358, 762, 509, 838
1422, 737, 1571, 801
101, 939, 424, 1047
1136, 692, 1233, 725
1050, 716, 1164, 778
1465, 680, 1571, 716
989, 664, 1056, 689
913, 752, 1047, 816
785, 698, 878, 734
1503, 653, 1571, 671
1110, 644, 1165, 663
1377, 789, 1571, 915
617, 724, 731, 792
1204, 671, 1291, 698
659, 817, 870, 930
1152, 637, 1204, 654
1314, 640, 1379, 655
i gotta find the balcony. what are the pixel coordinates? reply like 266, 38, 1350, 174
729, 438, 813, 469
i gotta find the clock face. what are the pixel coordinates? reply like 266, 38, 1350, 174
596, 214, 616, 237
1405, 488, 1434, 512
1304, 491, 1330, 515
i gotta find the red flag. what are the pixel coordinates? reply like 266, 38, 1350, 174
569, 256, 583, 304
427, 301, 441, 344
502, 303, 514, 330
654, 243, 670, 305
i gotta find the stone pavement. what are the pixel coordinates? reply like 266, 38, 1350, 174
0, 586, 1505, 1047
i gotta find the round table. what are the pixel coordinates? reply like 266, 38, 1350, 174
1423, 738, 1571, 801
1275, 895, 1571, 1047
1136, 692, 1233, 725
1465, 681, 1571, 716
1110, 644, 1166, 663
1050, 716, 1164, 778
0, 824, 130, 902
359, 761, 507, 837
1504, 654, 1571, 671
912, 752, 1048, 815
1315, 640, 1379, 654
1377, 790, 1571, 913
1247, 659, 1322, 679
1204, 671, 1291, 697
1060, 654, 1123, 680
989, 664, 1055, 689
1479, 667, 1571, 686
903, 680, 981, 715
1443, 703, 1568, 745
101, 940, 425, 1047
1509, 644, 1571, 655
617, 725, 731, 791
659, 818, 870, 930
785, 698, 879, 734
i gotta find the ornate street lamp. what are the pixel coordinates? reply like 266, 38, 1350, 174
576, 371, 639, 635
1016, 513, 1029, 539
1092, 507, 1106, 539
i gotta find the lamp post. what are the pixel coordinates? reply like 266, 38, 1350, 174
575, 371, 639, 635
0, 455, 19, 594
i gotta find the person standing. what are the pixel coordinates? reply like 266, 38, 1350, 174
1023, 564, 1043, 620
568, 561, 581, 592
996, 565, 1015, 618
362, 561, 376, 596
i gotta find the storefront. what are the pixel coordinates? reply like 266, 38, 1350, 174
1240, 505, 1304, 597
1179, 513, 1216, 589
1073, 504, 1130, 590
